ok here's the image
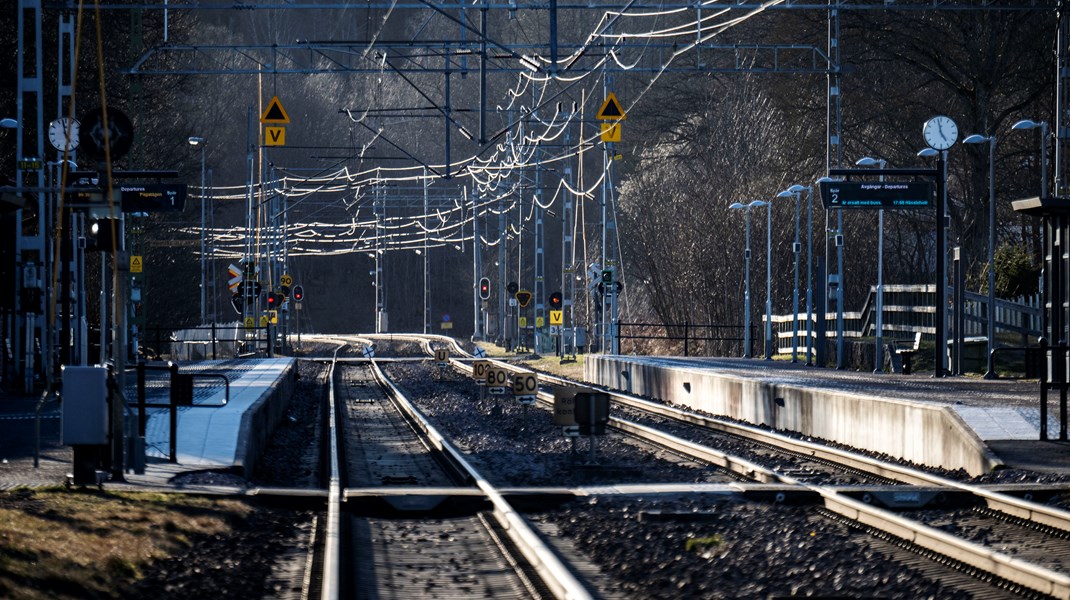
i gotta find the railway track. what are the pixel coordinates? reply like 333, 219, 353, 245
316, 342, 595, 599
396, 334, 1070, 599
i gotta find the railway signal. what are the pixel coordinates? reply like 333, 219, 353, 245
292, 285, 304, 301
479, 277, 491, 300
549, 291, 562, 310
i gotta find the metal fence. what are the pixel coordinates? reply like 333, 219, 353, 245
770, 285, 1042, 360
140, 322, 273, 361
617, 322, 757, 357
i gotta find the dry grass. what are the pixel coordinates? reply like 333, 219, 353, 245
0, 488, 251, 600
474, 341, 590, 382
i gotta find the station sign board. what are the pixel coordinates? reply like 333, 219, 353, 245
819, 181, 932, 210
120, 184, 187, 212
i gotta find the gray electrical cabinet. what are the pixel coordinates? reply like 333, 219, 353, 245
61, 366, 109, 445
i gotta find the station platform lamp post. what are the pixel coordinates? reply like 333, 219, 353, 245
855, 156, 888, 373
1010, 118, 1049, 368
188, 136, 207, 324
1011, 120, 1048, 198
731, 200, 767, 358
774, 186, 802, 363
963, 133, 997, 378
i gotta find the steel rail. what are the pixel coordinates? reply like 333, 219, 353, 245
366, 356, 594, 600
320, 344, 345, 600
414, 337, 1070, 598
465, 352, 1070, 537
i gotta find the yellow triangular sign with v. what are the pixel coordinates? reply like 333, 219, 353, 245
596, 92, 626, 121
261, 96, 291, 124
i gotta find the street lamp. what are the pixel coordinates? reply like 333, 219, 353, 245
918, 146, 950, 376
730, 200, 768, 358
0, 118, 16, 128
776, 186, 802, 363
856, 156, 888, 373
785, 183, 816, 365
188, 136, 207, 324
1011, 119, 1048, 198
964, 133, 998, 378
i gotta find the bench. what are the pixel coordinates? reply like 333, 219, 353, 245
889, 331, 923, 374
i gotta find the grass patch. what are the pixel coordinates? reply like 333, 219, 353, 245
474, 341, 591, 381
0, 488, 252, 600
685, 534, 724, 553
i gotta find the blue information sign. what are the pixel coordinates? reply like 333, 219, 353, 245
820, 181, 932, 209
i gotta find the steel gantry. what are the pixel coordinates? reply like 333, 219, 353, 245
9, 0, 1066, 393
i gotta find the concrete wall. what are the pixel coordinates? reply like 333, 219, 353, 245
586, 356, 1001, 476
234, 359, 297, 479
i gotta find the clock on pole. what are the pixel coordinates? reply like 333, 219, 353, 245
922, 116, 958, 151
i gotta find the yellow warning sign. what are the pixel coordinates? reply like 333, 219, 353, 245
244, 317, 255, 329
519, 316, 527, 327
600, 122, 621, 143
260, 96, 291, 124
269, 310, 278, 324
265, 126, 286, 146
595, 92, 626, 121
550, 310, 563, 325
259, 315, 269, 327
130, 255, 143, 273
536, 316, 545, 328
280, 274, 293, 287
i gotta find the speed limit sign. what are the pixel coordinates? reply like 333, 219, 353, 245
512, 373, 538, 405
486, 365, 510, 395
472, 360, 490, 385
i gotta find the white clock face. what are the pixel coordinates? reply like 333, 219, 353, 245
923, 116, 958, 151
48, 117, 80, 152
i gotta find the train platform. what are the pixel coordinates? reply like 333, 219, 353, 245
586, 355, 1070, 477
0, 357, 295, 490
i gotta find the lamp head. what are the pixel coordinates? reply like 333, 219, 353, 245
815, 176, 838, 184
855, 157, 883, 167
188, 136, 206, 146
729, 202, 745, 210
752, 200, 768, 208
785, 184, 806, 193
0, 118, 17, 129
962, 134, 989, 144
1011, 119, 1042, 131
917, 148, 939, 158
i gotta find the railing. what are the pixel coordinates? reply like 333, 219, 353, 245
617, 322, 757, 357
135, 361, 230, 463
770, 286, 1042, 361
140, 322, 273, 361
990, 346, 1045, 380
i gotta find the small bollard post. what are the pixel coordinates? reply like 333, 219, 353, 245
137, 360, 147, 436
168, 362, 179, 463
1040, 338, 1049, 441
1060, 340, 1068, 441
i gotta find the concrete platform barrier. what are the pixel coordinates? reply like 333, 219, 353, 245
234, 360, 297, 479
586, 356, 1001, 476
